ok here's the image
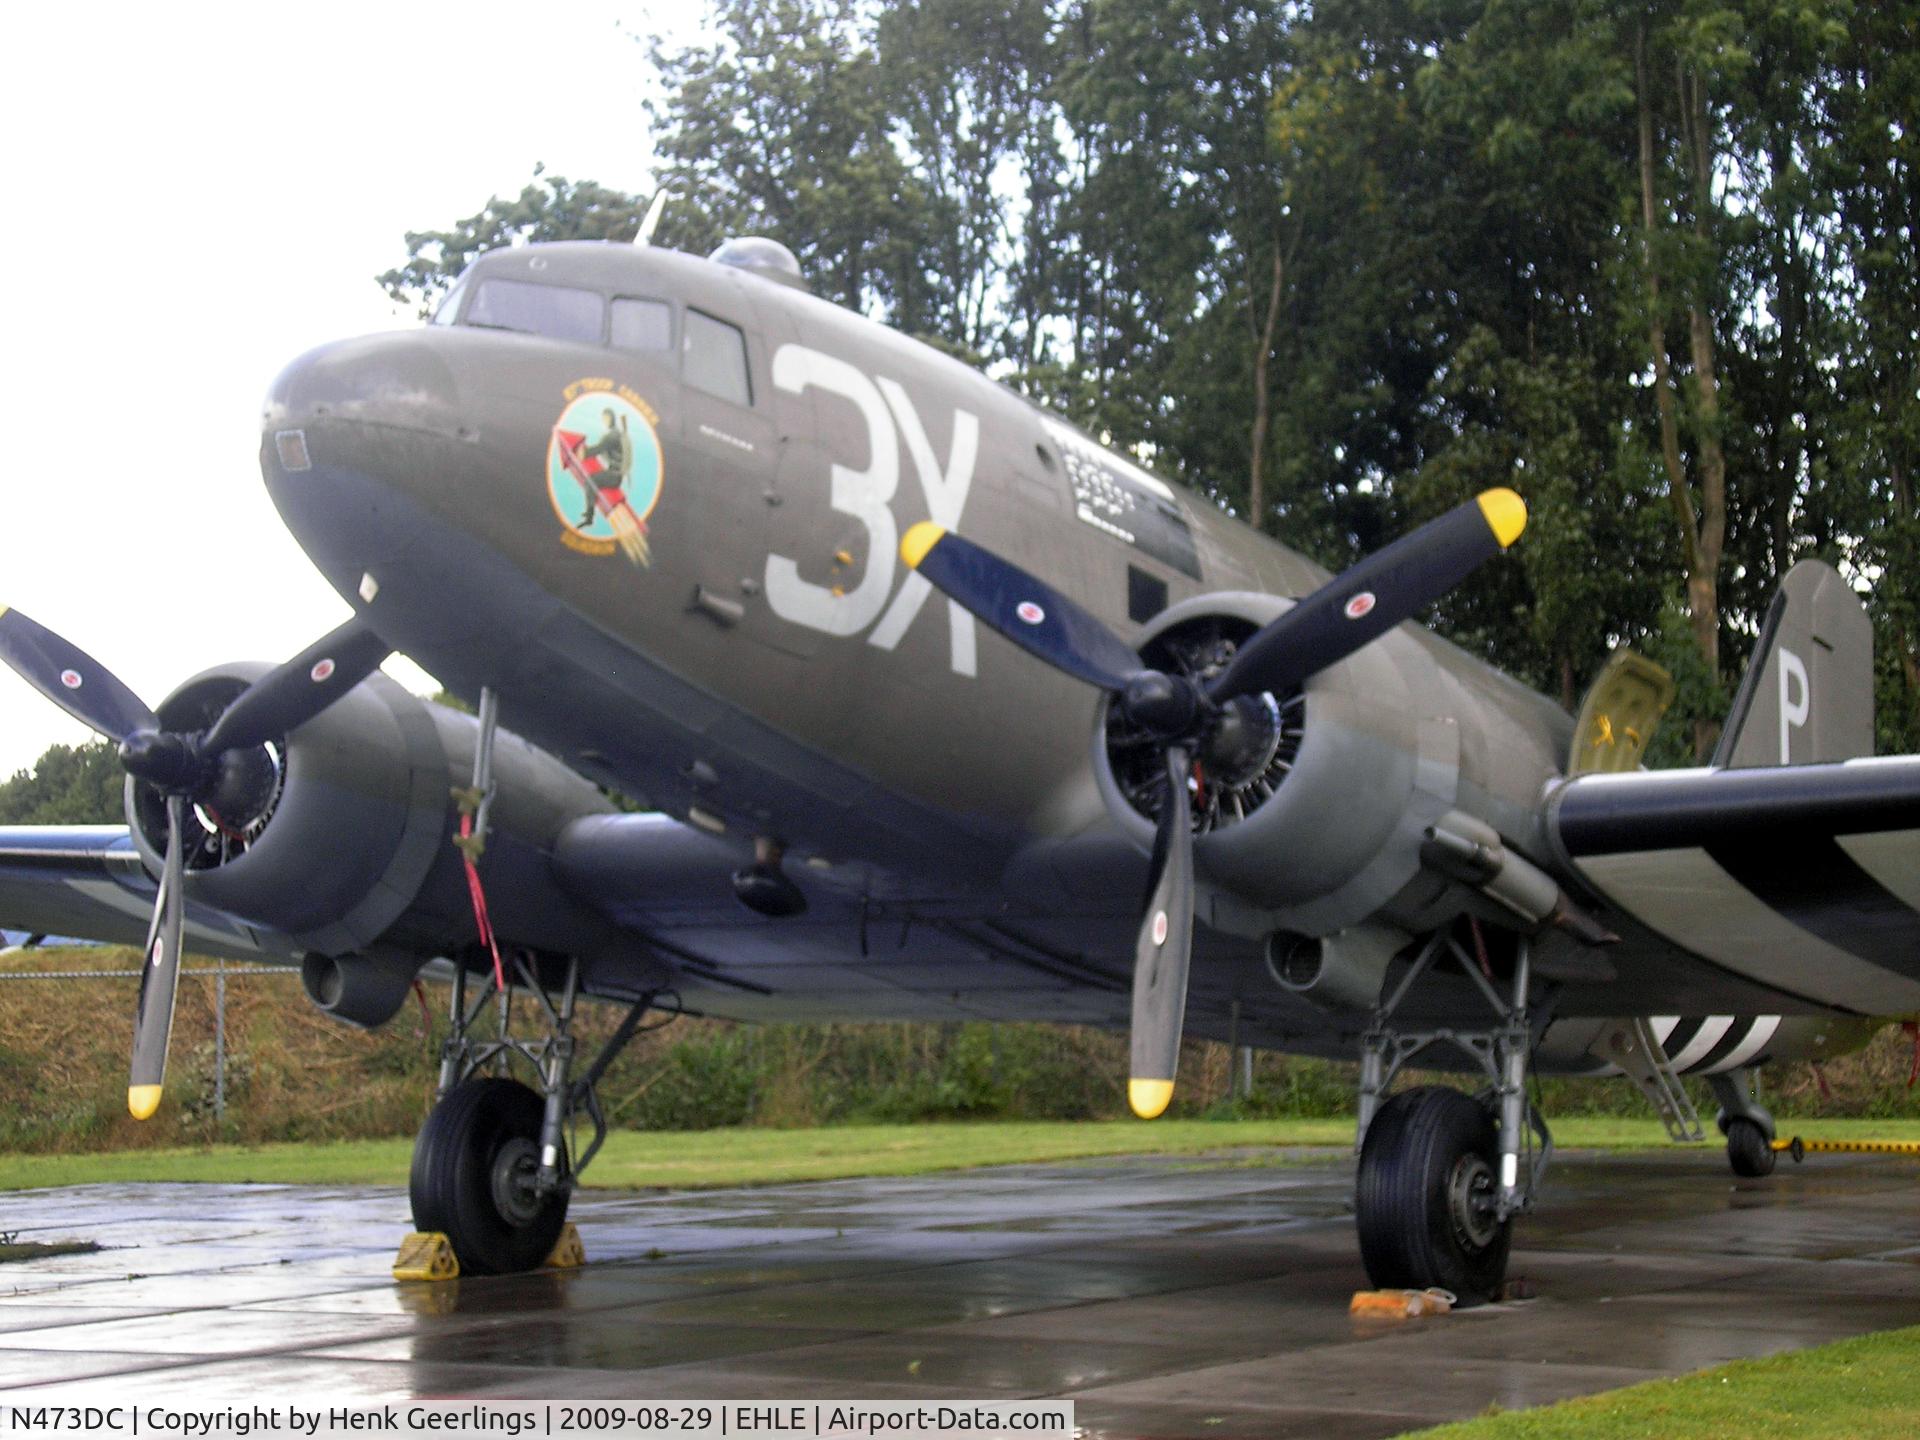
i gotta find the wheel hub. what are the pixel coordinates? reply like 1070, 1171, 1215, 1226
490, 1136, 544, 1226
1446, 1151, 1500, 1250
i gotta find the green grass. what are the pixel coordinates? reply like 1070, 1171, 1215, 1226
0, 1119, 1341, 1190
6, 1115, 1920, 1192
1404, 1324, 1920, 1439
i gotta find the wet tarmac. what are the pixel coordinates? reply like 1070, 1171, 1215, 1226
1, 1146, 1917, 1437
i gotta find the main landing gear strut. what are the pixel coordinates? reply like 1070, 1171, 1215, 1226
1353, 927, 1549, 1304
406, 684, 662, 1275
410, 951, 657, 1274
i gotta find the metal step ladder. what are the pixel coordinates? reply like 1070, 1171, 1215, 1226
1599, 1017, 1706, 1142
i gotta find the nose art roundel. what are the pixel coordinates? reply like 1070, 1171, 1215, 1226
546, 382, 665, 569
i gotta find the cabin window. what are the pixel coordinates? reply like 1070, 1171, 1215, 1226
611, 298, 673, 352
684, 309, 752, 406
429, 277, 468, 326
1128, 565, 1168, 623
464, 278, 604, 344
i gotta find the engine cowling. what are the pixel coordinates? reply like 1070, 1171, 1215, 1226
1090, 593, 1570, 941
1091, 594, 1429, 934
126, 665, 631, 976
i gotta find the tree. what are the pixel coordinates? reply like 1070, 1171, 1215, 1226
1820, 6, 1920, 751
378, 0, 1917, 755
0, 742, 125, 825
873, 0, 1059, 357
644, 0, 935, 323
380, 169, 648, 319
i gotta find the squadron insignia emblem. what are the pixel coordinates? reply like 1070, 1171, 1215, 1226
547, 379, 664, 567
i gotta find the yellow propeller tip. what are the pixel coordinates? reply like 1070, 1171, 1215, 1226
1128, 1078, 1175, 1120
128, 1084, 163, 1121
900, 521, 946, 570
1477, 488, 1527, 548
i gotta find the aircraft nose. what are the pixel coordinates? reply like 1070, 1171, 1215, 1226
260, 332, 464, 579
263, 330, 461, 437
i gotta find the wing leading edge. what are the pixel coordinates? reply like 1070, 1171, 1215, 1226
0, 826, 291, 962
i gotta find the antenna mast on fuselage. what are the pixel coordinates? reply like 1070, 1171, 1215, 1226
634, 189, 671, 248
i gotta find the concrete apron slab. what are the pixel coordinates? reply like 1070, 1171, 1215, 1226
0, 1147, 1914, 1438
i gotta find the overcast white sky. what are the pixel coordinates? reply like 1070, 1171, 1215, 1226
0, 3, 699, 775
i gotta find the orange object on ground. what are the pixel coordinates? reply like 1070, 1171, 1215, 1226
1350, 1287, 1456, 1318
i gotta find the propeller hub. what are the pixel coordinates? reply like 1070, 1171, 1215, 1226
1202, 693, 1284, 789
117, 730, 207, 792
1120, 671, 1203, 737
203, 743, 282, 829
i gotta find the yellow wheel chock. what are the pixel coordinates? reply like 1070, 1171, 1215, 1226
544, 1223, 586, 1270
392, 1224, 585, 1283
393, 1231, 460, 1282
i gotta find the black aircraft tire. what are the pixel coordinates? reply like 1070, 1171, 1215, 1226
1726, 1116, 1777, 1178
1355, 1086, 1513, 1305
409, 1077, 569, 1276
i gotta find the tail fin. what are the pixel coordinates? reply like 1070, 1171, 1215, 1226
1715, 559, 1874, 768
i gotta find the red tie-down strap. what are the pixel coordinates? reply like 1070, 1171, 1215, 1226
457, 810, 507, 994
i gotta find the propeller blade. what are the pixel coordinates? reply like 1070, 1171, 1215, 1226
901, 523, 1142, 692
128, 794, 186, 1120
1208, 488, 1527, 703
1129, 745, 1195, 1120
199, 619, 391, 754
0, 606, 157, 743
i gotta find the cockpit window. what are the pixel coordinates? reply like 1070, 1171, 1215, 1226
464, 278, 604, 344
612, 298, 672, 352
684, 309, 752, 406
429, 277, 468, 326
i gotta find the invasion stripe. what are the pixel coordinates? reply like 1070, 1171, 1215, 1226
1704, 1016, 1779, 1073
1667, 1016, 1735, 1071
1839, 831, 1920, 913
1707, 835, 1920, 982
1684, 1016, 1754, 1073
1570, 847, 1920, 1013
1592, 1016, 1779, 1078
1658, 1016, 1707, 1060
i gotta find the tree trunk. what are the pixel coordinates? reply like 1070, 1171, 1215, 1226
1893, 456, 1920, 739
1246, 246, 1285, 533
1636, 26, 1725, 760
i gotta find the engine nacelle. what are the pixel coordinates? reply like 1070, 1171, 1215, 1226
1092, 594, 1571, 939
1094, 595, 1422, 935
127, 665, 630, 972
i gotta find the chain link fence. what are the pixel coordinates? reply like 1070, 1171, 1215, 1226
0, 957, 298, 1121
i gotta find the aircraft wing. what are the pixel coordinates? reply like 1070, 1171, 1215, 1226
0, 826, 297, 962
553, 811, 1197, 1028
1544, 756, 1920, 1012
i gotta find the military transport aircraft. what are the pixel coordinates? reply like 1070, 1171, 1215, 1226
2, 231, 1917, 1300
